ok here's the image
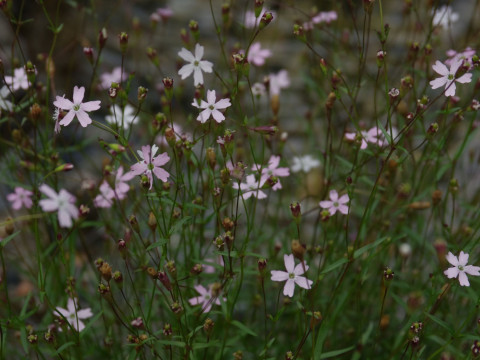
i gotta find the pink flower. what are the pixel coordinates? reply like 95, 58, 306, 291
246, 42, 271, 66
319, 190, 349, 215
114, 166, 134, 199
188, 284, 225, 313
444, 251, 480, 287
39, 184, 78, 228
269, 70, 290, 97
7, 187, 33, 210
178, 44, 213, 86
54, 298, 93, 332
271, 254, 313, 297
203, 256, 224, 274
192, 90, 231, 123
244, 9, 276, 28
93, 182, 115, 208
430, 59, 472, 97
53, 86, 101, 128
312, 11, 337, 24
445, 47, 476, 68
345, 126, 385, 149
130, 145, 170, 190
5, 67, 29, 91
232, 174, 267, 200
252, 155, 290, 190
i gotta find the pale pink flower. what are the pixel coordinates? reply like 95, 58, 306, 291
93, 182, 115, 208
114, 166, 134, 199
246, 42, 271, 66
156, 7, 173, 22
203, 256, 225, 274
252, 155, 290, 190
251, 82, 267, 97
178, 44, 213, 86
290, 155, 320, 173
7, 187, 33, 210
39, 184, 78, 228
269, 70, 290, 97
192, 90, 231, 123
55, 298, 93, 332
99, 67, 125, 89
0, 86, 13, 111
271, 254, 313, 297
53, 86, 101, 128
444, 251, 480, 286
130, 144, 170, 190
345, 126, 384, 149
312, 11, 337, 24
319, 190, 349, 215
430, 59, 472, 97
232, 174, 267, 200
5, 67, 29, 91
445, 48, 476, 68
188, 284, 225, 313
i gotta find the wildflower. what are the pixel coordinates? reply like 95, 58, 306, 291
53, 86, 101, 128
93, 182, 115, 208
105, 104, 137, 130
344, 126, 385, 149
252, 155, 290, 190
192, 90, 231, 123
178, 44, 213, 86
290, 155, 320, 173
7, 187, 33, 210
445, 47, 476, 68
251, 82, 266, 97
430, 59, 472, 97
188, 284, 225, 313
312, 11, 337, 24
319, 190, 349, 215
4, 67, 29, 91
432, 5, 459, 28
270, 254, 313, 297
130, 144, 170, 190
444, 251, 480, 286
203, 256, 225, 274
0, 86, 13, 111
99, 67, 125, 89
232, 174, 267, 200
39, 184, 78, 228
269, 70, 290, 97
246, 42, 271, 66
54, 298, 93, 332
114, 166, 134, 199
156, 7, 173, 22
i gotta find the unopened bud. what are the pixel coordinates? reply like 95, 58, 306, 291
98, 28, 108, 49
203, 318, 214, 335
129, 214, 140, 233
137, 86, 148, 103
206, 147, 216, 170
83, 47, 94, 65
148, 212, 157, 231
291, 239, 305, 261
118, 32, 129, 54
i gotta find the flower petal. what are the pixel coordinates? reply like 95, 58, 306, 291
295, 276, 313, 290
432, 61, 449, 76
458, 271, 470, 286
283, 279, 295, 297
73, 86, 85, 104
284, 254, 295, 273
458, 251, 469, 266
445, 252, 458, 266
178, 48, 195, 62
444, 266, 459, 279
81, 100, 101, 112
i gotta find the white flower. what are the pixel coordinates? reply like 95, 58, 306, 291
55, 298, 93, 332
444, 251, 480, 287
432, 5, 459, 28
244, 9, 276, 28
105, 104, 137, 130
430, 59, 472, 97
99, 67, 125, 89
178, 44, 213, 86
232, 174, 267, 200
291, 155, 320, 173
247, 42, 271, 66
271, 254, 313, 297
269, 70, 290, 97
0, 86, 13, 111
192, 90, 231, 123
251, 82, 266, 97
4, 67, 29, 91
39, 184, 78, 228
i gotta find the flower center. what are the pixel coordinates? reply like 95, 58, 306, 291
148, 163, 154, 171
458, 265, 464, 271
448, 74, 454, 80
205, 294, 211, 300
333, 201, 339, 207
194, 60, 199, 66
209, 105, 215, 110
289, 273, 295, 279
73, 104, 80, 111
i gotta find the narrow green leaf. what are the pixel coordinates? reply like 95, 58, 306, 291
56, 341, 76, 354
319, 345, 356, 358
0, 230, 20, 248
231, 320, 257, 337
146, 238, 168, 251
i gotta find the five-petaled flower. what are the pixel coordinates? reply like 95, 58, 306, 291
271, 254, 313, 297
39, 184, 78, 228
444, 251, 480, 287
232, 174, 267, 200
54, 298, 93, 332
178, 44, 213, 86
188, 284, 225, 313
430, 59, 472, 97
105, 104, 137, 130
5, 67, 29, 91
192, 90, 231, 123
53, 86, 101, 128
252, 155, 290, 190
7, 187, 33, 210
319, 190, 349, 215
290, 155, 320, 173
246, 42, 272, 66
130, 145, 170, 190
345, 126, 385, 149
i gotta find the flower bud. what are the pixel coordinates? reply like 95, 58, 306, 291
206, 147, 216, 170
190, 264, 203, 275
291, 239, 305, 261
98, 28, 108, 49
148, 212, 157, 232
310, 311, 322, 329
170, 301, 183, 315
222, 217, 234, 231
137, 86, 148, 103
99, 262, 112, 281
383, 266, 394, 281
203, 318, 214, 335
258, 258, 267, 274
129, 214, 140, 234
83, 47, 94, 65
254, 0, 264, 17
146, 47, 159, 67
290, 202, 301, 222
165, 260, 177, 278
259, 12, 273, 29
157, 271, 172, 291
118, 32, 129, 54
4, 217, 14, 235
189, 20, 199, 41
432, 189, 442, 205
